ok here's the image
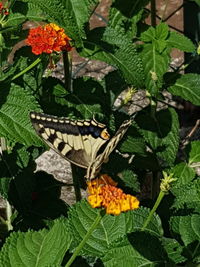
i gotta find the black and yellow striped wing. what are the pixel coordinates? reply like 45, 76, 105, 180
30, 112, 110, 169
86, 119, 132, 179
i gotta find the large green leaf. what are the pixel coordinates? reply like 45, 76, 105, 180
69, 200, 163, 257
0, 84, 43, 146
136, 108, 179, 167
109, 0, 149, 38
162, 238, 186, 265
140, 43, 170, 95
140, 23, 171, 94
171, 162, 195, 186
167, 31, 195, 52
171, 179, 200, 212
82, 27, 145, 87
170, 214, 200, 247
185, 141, 200, 165
0, 218, 71, 267
102, 232, 168, 266
168, 74, 200, 106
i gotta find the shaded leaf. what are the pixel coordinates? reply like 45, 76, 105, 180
168, 74, 200, 106
102, 232, 168, 266
170, 214, 200, 246
136, 108, 179, 167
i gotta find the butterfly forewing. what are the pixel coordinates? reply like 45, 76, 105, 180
30, 112, 110, 168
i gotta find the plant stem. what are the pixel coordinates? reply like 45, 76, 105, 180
6, 200, 13, 231
65, 211, 103, 267
71, 164, 82, 202
150, 0, 157, 27
0, 215, 6, 225
11, 57, 41, 81
141, 191, 165, 231
63, 51, 72, 92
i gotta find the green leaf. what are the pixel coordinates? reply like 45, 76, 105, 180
170, 214, 200, 246
168, 73, 200, 106
0, 84, 43, 146
119, 125, 146, 155
112, 0, 150, 18
167, 31, 195, 52
140, 26, 156, 42
137, 108, 179, 167
69, 201, 163, 257
0, 145, 39, 199
171, 179, 200, 212
162, 238, 186, 264
185, 141, 200, 165
102, 232, 168, 266
3, 13, 26, 27
0, 218, 71, 267
140, 43, 170, 94
82, 27, 145, 87
191, 0, 200, 5
155, 23, 169, 40
119, 170, 140, 192
42, 77, 107, 119
171, 162, 196, 186
109, 0, 148, 38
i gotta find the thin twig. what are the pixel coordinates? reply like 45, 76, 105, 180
181, 119, 200, 147
150, 0, 157, 27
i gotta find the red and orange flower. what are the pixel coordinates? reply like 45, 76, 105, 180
87, 174, 139, 215
26, 23, 72, 55
0, 2, 9, 15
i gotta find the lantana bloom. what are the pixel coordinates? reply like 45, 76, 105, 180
0, 2, 9, 15
87, 174, 139, 215
26, 23, 72, 55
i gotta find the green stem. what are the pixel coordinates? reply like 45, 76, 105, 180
63, 51, 72, 92
11, 57, 41, 81
0, 215, 6, 225
71, 164, 82, 202
65, 211, 103, 267
142, 191, 165, 231
6, 200, 13, 231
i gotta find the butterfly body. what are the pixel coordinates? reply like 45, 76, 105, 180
30, 112, 132, 179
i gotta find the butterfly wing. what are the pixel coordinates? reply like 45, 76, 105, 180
86, 119, 132, 179
30, 112, 110, 169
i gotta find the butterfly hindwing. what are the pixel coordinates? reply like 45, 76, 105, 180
86, 119, 132, 179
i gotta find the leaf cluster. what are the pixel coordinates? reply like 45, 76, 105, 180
0, 0, 200, 266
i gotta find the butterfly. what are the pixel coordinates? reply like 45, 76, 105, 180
30, 112, 132, 180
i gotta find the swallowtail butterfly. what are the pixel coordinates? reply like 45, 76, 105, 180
30, 112, 132, 179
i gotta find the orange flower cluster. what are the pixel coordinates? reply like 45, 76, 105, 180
26, 23, 72, 55
87, 174, 139, 215
0, 2, 9, 15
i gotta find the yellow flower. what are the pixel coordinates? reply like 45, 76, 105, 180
87, 174, 139, 215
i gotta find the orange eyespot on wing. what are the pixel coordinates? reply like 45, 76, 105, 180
101, 129, 110, 140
